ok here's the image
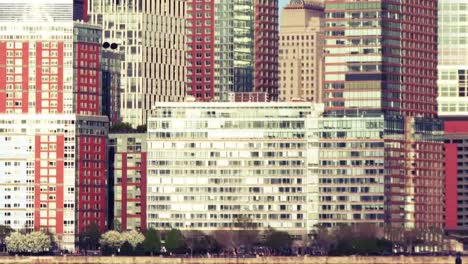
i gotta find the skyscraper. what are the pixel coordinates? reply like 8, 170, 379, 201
254, 0, 279, 100
87, 0, 187, 127
186, 0, 215, 101
0, 0, 108, 250
321, 0, 444, 229
279, 0, 324, 102
73, 21, 108, 235
187, 0, 279, 102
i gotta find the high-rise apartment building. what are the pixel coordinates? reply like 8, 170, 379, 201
438, 0, 468, 231
253, 0, 279, 99
279, 1, 324, 102
109, 133, 147, 231
187, 0, 279, 101
322, 0, 445, 229
0, 115, 78, 250
73, 22, 108, 235
75, 116, 108, 235
147, 102, 322, 238
74, 22, 102, 116
186, 0, 215, 101
0, 0, 108, 250
87, 0, 187, 127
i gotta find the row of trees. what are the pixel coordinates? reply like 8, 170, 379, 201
77, 221, 449, 256
311, 224, 392, 255
0, 222, 449, 256
93, 227, 293, 256
311, 224, 448, 255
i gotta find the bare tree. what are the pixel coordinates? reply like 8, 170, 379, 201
184, 230, 204, 256
233, 216, 259, 253
212, 229, 235, 255
310, 224, 333, 254
350, 223, 385, 242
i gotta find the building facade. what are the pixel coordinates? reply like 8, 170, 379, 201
317, 116, 386, 226
437, 0, 468, 231
187, 0, 279, 102
73, 0, 88, 21
74, 21, 108, 236
73, 22, 102, 116
0, 0, 108, 250
0, 115, 77, 250
87, 0, 187, 127
186, 0, 215, 101
253, 0, 279, 100
279, 0, 324, 102
228, 92, 270, 103
75, 116, 108, 234
101, 47, 122, 126
322, 0, 445, 229
438, 0, 468, 117
444, 121, 468, 231
109, 133, 147, 231
147, 102, 322, 238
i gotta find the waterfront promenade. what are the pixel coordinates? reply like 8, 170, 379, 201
0, 256, 461, 264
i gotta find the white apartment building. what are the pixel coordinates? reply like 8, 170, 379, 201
0, 0, 109, 251
0, 114, 77, 251
438, 0, 468, 116
147, 102, 323, 238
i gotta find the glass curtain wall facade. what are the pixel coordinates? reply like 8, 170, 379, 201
323, 0, 444, 230
214, 0, 254, 98
147, 102, 322, 237
233, 1, 255, 94
213, 0, 278, 101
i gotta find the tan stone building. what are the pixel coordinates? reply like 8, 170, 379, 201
279, 0, 324, 102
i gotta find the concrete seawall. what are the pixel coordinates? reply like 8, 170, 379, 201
0, 256, 462, 264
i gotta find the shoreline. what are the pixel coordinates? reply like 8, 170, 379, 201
0, 256, 461, 264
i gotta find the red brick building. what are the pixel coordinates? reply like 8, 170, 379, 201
74, 22, 108, 234
0, 2, 108, 250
